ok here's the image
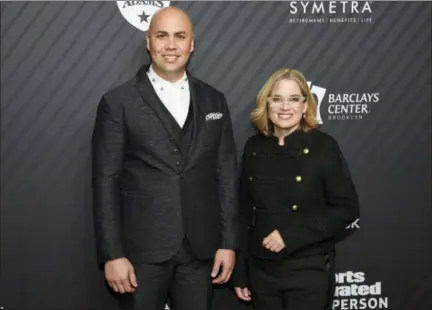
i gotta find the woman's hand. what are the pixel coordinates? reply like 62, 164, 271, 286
263, 229, 286, 252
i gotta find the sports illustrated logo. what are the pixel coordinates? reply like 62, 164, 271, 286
117, 1, 171, 32
308, 82, 380, 123
333, 271, 389, 309
288, 1, 374, 24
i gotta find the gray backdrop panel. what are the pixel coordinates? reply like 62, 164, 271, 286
1, 1, 431, 309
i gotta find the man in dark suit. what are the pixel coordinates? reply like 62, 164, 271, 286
92, 7, 239, 310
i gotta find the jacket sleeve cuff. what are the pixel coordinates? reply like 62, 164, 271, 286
219, 235, 239, 250
230, 251, 248, 288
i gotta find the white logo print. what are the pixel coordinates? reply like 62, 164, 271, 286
205, 112, 223, 121
288, 1, 374, 24
307, 81, 327, 125
117, 1, 170, 32
333, 271, 389, 309
346, 218, 360, 229
307, 82, 379, 123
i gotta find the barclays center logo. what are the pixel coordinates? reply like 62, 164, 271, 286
117, 1, 171, 32
288, 1, 374, 24
308, 82, 380, 123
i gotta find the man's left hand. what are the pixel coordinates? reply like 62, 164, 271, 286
211, 249, 235, 284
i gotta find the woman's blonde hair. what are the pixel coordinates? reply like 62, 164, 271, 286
251, 68, 319, 136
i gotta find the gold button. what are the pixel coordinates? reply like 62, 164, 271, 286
303, 148, 309, 154
292, 205, 298, 211
296, 176, 302, 182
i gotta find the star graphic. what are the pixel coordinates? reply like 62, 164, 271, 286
138, 11, 150, 23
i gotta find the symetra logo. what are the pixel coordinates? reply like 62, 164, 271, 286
117, 1, 170, 32
288, 1, 374, 24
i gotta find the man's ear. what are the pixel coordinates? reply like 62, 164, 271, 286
190, 37, 195, 53
146, 34, 150, 52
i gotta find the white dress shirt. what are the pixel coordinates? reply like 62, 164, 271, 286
147, 66, 190, 128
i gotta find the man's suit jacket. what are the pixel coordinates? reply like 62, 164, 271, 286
92, 65, 239, 266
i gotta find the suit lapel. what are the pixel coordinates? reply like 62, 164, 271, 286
186, 75, 204, 159
134, 65, 182, 149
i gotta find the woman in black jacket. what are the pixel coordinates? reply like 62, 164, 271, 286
232, 68, 360, 310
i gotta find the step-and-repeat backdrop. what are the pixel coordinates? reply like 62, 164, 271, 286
1, 2, 431, 309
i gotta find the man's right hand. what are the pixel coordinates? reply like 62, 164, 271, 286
104, 257, 138, 294
234, 287, 252, 301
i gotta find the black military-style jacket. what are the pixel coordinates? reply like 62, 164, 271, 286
232, 128, 360, 287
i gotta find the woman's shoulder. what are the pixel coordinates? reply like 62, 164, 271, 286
244, 133, 268, 148
305, 128, 341, 152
